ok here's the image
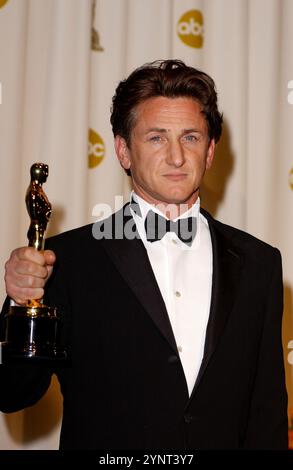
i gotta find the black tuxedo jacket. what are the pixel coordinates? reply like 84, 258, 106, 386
0, 206, 288, 449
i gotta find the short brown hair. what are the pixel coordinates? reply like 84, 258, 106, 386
110, 59, 223, 146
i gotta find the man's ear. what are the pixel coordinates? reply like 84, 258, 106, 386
205, 139, 215, 170
114, 136, 131, 171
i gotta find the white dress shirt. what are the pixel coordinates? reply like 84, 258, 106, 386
130, 192, 213, 396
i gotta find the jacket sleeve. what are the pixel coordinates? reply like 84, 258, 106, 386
0, 298, 53, 413
244, 249, 288, 449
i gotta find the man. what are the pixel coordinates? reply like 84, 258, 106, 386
0, 60, 288, 449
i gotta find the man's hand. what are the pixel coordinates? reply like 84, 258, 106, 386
4, 247, 56, 305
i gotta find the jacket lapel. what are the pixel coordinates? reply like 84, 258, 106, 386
189, 209, 244, 399
98, 204, 178, 354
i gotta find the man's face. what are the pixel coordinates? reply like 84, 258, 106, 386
115, 96, 215, 210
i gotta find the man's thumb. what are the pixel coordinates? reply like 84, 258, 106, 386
44, 250, 56, 266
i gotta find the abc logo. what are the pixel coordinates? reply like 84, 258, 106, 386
177, 10, 204, 49
88, 128, 105, 168
289, 168, 293, 191
0, 0, 9, 7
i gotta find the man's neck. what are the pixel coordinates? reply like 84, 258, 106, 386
132, 191, 200, 221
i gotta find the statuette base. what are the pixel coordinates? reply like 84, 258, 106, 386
1, 306, 67, 363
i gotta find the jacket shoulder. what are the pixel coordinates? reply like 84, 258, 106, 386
201, 208, 281, 258
45, 223, 94, 253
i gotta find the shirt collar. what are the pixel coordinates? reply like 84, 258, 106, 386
129, 191, 201, 249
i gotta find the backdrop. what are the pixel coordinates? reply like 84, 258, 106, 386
0, 0, 292, 449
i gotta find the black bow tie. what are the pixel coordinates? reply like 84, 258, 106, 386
144, 210, 197, 246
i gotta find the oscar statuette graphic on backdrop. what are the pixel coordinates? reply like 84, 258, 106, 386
2, 163, 66, 363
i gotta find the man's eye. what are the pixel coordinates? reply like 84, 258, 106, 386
149, 135, 162, 142
184, 135, 198, 142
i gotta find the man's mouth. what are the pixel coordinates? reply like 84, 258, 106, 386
163, 173, 187, 181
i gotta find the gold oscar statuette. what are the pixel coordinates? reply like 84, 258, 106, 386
2, 163, 67, 362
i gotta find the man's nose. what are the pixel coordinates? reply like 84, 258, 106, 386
166, 140, 185, 167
